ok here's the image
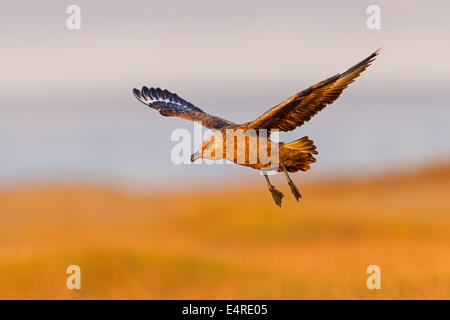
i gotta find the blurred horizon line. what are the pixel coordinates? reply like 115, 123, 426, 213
2, 157, 449, 192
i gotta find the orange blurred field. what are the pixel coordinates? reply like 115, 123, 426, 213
0, 164, 449, 299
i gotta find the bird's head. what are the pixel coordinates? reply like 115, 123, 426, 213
191, 134, 223, 162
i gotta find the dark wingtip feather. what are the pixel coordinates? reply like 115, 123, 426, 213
133, 88, 144, 101
367, 48, 381, 63
338, 49, 380, 80
133, 86, 172, 105
141, 86, 150, 100
133, 87, 152, 106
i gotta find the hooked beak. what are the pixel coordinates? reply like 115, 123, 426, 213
190, 151, 201, 162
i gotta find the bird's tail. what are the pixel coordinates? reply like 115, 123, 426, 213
284, 136, 318, 154
283, 136, 318, 172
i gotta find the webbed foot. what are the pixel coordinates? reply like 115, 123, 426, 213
268, 186, 284, 207
288, 180, 302, 201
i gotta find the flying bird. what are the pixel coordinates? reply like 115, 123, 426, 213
133, 50, 379, 207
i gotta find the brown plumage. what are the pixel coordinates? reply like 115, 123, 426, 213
133, 50, 379, 206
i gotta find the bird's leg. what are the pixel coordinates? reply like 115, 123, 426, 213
281, 162, 302, 201
263, 172, 284, 207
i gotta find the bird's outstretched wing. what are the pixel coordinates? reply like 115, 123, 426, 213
133, 87, 235, 129
248, 50, 379, 132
